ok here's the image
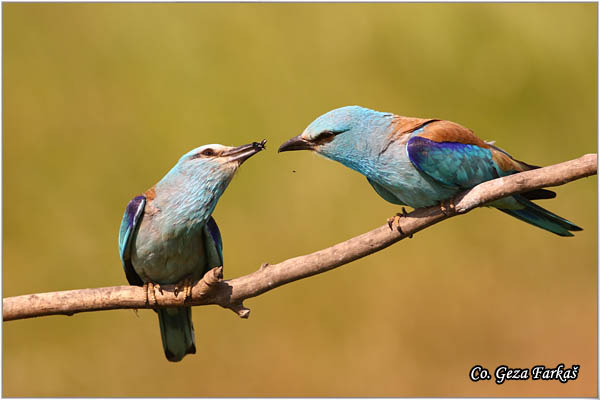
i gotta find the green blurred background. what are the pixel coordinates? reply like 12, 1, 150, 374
3, 3, 597, 397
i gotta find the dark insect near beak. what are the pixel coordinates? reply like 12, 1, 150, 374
253, 139, 267, 150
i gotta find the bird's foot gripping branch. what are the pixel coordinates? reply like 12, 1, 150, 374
141, 266, 251, 319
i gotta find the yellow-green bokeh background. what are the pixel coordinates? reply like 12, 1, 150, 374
3, 3, 597, 397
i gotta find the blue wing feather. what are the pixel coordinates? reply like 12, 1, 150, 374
118, 195, 146, 286
407, 136, 505, 189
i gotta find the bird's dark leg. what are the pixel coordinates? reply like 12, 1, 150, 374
440, 198, 456, 216
174, 275, 195, 302
387, 207, 413, 238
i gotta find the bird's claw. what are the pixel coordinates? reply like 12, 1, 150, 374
440, 198, 456, 216
387, 208, 413, 238
387, 214, 403, 231
174, 276, 194, 302
144, 282, 162, 306
387, 216, 397, 231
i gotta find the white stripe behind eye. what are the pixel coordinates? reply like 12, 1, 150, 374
187, 144, 230, 159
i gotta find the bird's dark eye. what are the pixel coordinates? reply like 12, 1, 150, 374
191, 148, 217, 159
318, 130, 335, 138
314, 129, 348, 144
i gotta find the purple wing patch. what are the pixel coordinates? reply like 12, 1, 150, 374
118, 195, 146, 286
205, 216, 223, 266
126, 196, 145, 225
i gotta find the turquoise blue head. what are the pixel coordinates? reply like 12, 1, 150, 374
157, 140, 266, 219
278, 106, 393, 162
171, 139, 266, 182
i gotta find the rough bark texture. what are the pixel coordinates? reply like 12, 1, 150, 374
3, 153, 596, 322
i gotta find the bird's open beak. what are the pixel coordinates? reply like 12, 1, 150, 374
278, 135, 314, 153
224, 139, 267, 164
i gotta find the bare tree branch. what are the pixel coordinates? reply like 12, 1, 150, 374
3, 153, 597, 322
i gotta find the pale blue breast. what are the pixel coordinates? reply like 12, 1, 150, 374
131, 211, 208, 285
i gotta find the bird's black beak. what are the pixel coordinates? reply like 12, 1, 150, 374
278, 135, 314, 153
224, 139, 267, 164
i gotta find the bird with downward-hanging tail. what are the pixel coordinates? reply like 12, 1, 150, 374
119, 140, 266, 361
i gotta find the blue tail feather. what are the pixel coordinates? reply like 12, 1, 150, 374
497, 195, 582, 237
157, 307, 196, 362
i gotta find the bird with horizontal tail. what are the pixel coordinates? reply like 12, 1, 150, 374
119, 140, 266, 362
279, 106, 581, 236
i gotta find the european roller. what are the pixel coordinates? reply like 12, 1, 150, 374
279, 106, 581, 236
118, 140, 266, 362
